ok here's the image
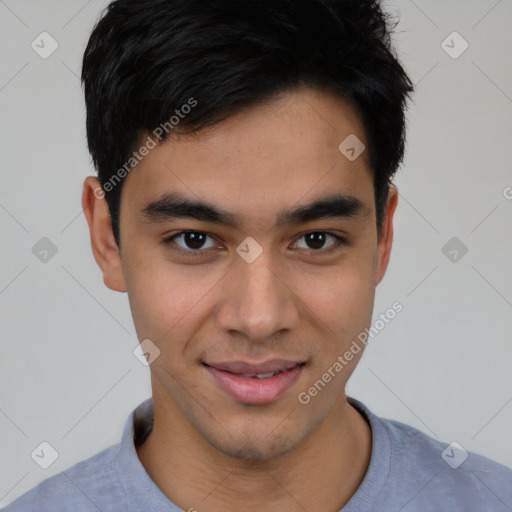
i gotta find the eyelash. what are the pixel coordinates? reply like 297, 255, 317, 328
162, 230, 347, 259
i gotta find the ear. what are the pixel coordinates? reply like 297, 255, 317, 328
375, 184, 398, 286
82, 176, 126, 292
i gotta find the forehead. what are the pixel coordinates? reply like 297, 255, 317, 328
121, 87, 374, 229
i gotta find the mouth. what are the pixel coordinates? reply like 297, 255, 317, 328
203, 360, 306, 405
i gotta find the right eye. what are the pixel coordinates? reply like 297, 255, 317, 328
162, 230, 222, 258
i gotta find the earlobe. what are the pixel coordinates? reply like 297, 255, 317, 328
375, 184, 398, 286
82, 176, 127, 292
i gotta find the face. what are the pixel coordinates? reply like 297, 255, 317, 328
83, 87, 397, 461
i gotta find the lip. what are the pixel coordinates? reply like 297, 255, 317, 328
204, 359, 302, 375
204, 360, 305, 405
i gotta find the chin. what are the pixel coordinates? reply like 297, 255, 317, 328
200, 418, 312, 462
212, 434, 301, 462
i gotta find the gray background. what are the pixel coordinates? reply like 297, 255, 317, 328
1, 0, 511, 506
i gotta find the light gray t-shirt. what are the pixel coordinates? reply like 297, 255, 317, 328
3, 396, 512, 511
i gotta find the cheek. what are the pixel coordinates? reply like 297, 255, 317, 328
296, 256, 376, 340
122, 250, 222, 343
121, 249, 182, 337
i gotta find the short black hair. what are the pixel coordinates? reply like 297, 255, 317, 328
81, 0, 413, 247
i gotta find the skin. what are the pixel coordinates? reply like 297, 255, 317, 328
82, 87, 398, 512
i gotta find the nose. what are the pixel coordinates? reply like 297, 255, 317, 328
215, 250, 300, 344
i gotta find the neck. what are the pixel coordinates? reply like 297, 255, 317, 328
136, 391, 371, 512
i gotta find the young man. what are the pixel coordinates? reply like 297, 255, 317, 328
4, 0, 511, 511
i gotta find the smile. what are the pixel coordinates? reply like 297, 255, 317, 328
203, 360, 306, 405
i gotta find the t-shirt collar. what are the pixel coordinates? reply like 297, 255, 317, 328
115, 396, 391, 511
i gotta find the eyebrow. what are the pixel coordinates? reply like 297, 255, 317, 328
140, 192, 370, 229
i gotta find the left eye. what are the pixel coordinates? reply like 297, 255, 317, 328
293, 232, 342, 251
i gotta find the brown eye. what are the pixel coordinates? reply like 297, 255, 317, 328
166, 231, 217, 251
294, 232, 344, 251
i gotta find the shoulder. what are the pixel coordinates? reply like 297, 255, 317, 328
2, 444, 126, 512
379, 414, 512, 509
